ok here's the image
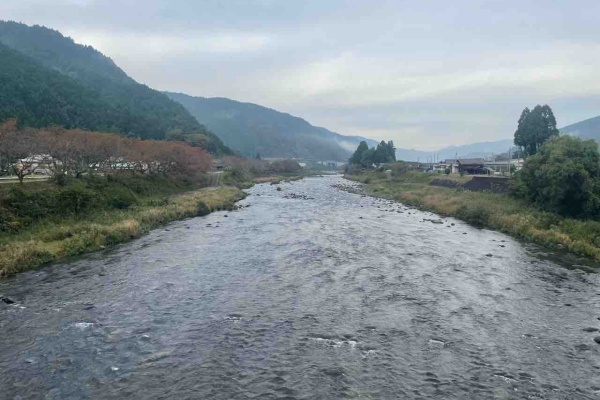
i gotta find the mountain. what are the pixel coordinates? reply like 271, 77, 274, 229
0, 21, 232, 155
394, 139, 515, 162
0, 42, 121, 129
396, 115, 600, 162
560, 116, 600, 141
166, 92, 378, 161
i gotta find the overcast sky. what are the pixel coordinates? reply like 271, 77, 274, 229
3, 0, 600, 150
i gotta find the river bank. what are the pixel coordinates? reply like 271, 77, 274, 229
345, 170, 600, 263
2, 175, 598, 399
0, 183, 246, 277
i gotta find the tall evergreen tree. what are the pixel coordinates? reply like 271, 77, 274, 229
514, 104, 559, 156
350, 141, 369, 164
373, 140, 396, 163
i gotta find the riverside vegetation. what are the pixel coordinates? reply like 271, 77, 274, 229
346, 143, 600, 262
0, 178, 245, 276
0, 122, 304, 276
346, 105, 600, 263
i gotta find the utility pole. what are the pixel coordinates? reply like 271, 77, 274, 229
508, 147, 512, 176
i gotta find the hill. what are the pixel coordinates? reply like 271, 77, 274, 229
166, 92, 378, 161
0, 21, 232, 155
560, 116, 600, 141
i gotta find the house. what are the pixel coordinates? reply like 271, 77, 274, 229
16, 154, 57, 176
444, 159, 460, 174
431, 162, 448, 173
456, 158, 487, 175
430, 159, 461, 174
484, 159, 525, 175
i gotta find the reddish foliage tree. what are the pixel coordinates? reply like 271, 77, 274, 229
1, 120, 213, 182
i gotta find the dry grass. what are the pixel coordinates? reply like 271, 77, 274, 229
347, 172, 600, 263
0, 186, 245, 276
252, 175, 304, 184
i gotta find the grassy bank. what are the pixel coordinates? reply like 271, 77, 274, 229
346, 170, 600, 262
252, 175, 305, 184
225, 170, 312, 188
0, 178, 245, 276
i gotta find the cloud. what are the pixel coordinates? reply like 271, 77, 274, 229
66, 30, 273, 57
2, 0, 600, 149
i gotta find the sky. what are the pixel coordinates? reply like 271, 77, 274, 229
2, 0, 600, 150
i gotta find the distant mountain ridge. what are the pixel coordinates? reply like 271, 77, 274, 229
0, 21, 233, 155
395, 139, 515, 162
4, 21, 598, 162
167, 91, 523, 162
560, 115, 600, 142
166, 92, 378, 161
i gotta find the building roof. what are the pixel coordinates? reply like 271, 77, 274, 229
484, 161, 512, 166
457, 158, 485, 165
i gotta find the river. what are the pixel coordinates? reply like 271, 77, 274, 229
1, 175, 599, 399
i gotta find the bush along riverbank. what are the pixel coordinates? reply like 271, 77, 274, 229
345, 168, 600, 263
0, 175, 246, 276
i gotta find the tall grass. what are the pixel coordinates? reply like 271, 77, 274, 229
346, 172, 600, 262
0, 186, 245, 276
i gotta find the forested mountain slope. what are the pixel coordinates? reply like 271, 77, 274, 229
0, 21, 232, 154
166, 92, 378, 160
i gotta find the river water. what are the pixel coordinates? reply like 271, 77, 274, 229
1, 175, 599, 399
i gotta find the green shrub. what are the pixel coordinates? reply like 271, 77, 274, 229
0, 207, 20, 233
57, 182, 97, 214
104, 186, 139, 209
514, 136, 600, 218
455, 205, 490, 227
3, 187, 56, 223
146, 197, 170, 207
196, 201, 210, 216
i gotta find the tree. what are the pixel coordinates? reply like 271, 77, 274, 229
513, 136, 600, 218
361, 148, 376, 166
269, 159, 302, 173
514, 105, 559, 156
373, 140, 396, 163
350, 141, 369, 164
8, 130, 42, 184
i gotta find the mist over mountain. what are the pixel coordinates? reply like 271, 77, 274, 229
166, 92, 378, 161
4, 21, 598, 164
167, 91, 524, 162
0, 21, 232, 154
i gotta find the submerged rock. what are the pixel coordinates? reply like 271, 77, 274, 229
423, 218, 444, 224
